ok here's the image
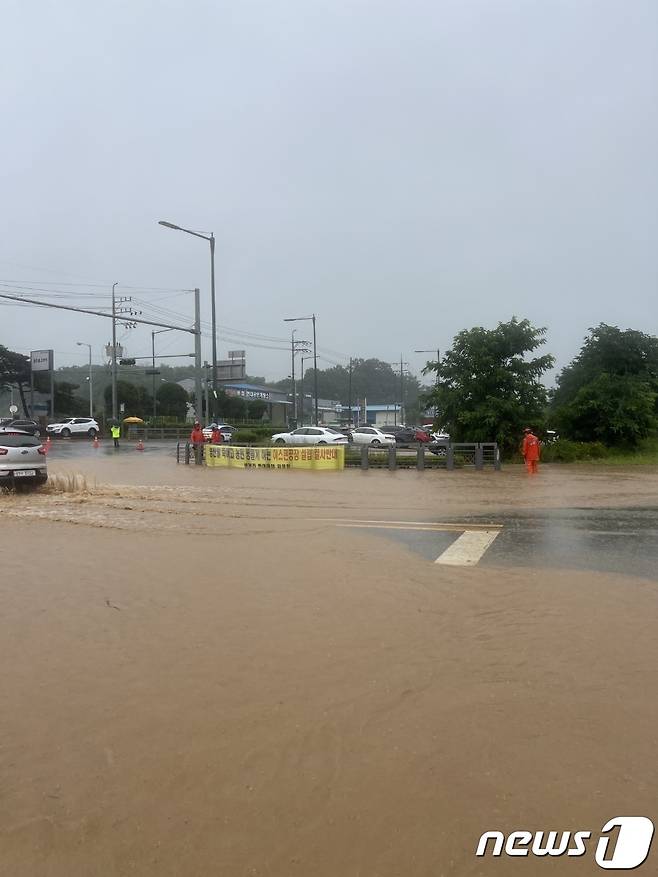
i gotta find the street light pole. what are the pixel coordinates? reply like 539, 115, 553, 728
76, 342, 93, 417
158, 220, 217, 418
284, 315, 319, 425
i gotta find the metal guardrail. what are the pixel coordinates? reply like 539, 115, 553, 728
176, 441, 501, 470
346, 442, 500, 470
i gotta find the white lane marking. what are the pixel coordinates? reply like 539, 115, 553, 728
435, 529, 501, 566
329, 519, 502, 532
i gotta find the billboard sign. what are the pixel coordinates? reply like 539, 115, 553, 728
216, 359, 246, 381
31, 349, 53, 372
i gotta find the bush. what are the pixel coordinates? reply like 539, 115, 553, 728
230, 429, 263, 444
232, 424, 285, 440
540, 439, 608, 463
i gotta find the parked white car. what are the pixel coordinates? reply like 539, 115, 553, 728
271, 427, 348, 445
202, 424, 236, 441
348, 426, 396, 447
46, 417, 100, 438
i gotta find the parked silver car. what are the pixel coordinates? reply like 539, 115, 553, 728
0, 429, 48, 487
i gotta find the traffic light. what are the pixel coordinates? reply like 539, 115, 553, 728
119, 358, 136, 366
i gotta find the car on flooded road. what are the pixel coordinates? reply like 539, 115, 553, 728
346, 426, 396, 447
46, 417, 100, 438
0, 418, 41, 436
202, 424, 236, 441
271, 427, 349, 445
0, 429, 48, 488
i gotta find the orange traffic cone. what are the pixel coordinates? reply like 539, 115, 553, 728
136, 440, 144, 452
93, 435, 100, 448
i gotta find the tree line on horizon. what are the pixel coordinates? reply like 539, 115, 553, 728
2, 318, 658, 450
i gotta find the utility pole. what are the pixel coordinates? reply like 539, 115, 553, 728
111, 282, 118, 422
151, 332, 157, 419
194, 288, 203, 425
210, 234, 217, 413
204, 362, 210, 423
347, 357, 353, 428
391, 356, 409, 425
312, 314, 318, 425
284, 314, 317, 423
290, 328, 297, 425
415, 348, 440, 418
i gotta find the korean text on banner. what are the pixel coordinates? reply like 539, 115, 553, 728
205, 445, 345, 470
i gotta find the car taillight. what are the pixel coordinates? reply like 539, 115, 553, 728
38, 447, 46, 455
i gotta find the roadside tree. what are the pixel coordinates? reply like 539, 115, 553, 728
425, 318, 554, 452
103, 381, 153, 420
155, 382, 188, 419
550, 324, 658, 446
0, 344, 31, 416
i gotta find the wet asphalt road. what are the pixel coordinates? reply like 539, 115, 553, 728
41, 439, 658, 580
364, 508, 658, 581
42, 438, 177, 458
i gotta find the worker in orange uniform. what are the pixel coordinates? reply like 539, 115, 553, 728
190, 420, 205, 464
522, 427, 540, 474
210, 423, 223, 444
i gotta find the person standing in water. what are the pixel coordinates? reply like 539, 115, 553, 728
521, 427, 540, 475
111, 423, 121, 448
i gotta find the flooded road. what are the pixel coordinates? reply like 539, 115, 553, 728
2, 453, 658, 875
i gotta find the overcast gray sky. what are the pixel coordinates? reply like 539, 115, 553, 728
1, 0, 656, 382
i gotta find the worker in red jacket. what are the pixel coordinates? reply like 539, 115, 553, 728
522, 427, 540, 474
210, 423, 223, 444
190, 421, 205, 464
190, 421, 205, 445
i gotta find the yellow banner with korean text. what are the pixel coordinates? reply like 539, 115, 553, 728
205, 444, 345, 470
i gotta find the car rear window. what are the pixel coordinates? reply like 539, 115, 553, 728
0, 434, 41, 447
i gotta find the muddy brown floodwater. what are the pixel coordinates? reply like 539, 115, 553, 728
2, 455, 658, 876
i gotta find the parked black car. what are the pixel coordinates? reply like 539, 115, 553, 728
0, 418, 41, 436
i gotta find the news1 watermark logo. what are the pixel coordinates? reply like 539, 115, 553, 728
476, 817, 654, 869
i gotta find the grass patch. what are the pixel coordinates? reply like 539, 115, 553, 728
538, 437, 658, 465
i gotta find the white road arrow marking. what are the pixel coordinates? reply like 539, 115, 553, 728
435, 529, 501, 566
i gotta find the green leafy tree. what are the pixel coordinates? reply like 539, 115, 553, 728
550, 324, 658, 446
103, 381, 153, 419
54, 382, 87, 417
0, 344, 31, 416
425, 318, 554, 451
156, 382, 188, 419
247, 399, 268, 419
275, 358, 422, 410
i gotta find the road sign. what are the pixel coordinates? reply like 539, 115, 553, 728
228, 350, 246, 359
9, 404, 18, 414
